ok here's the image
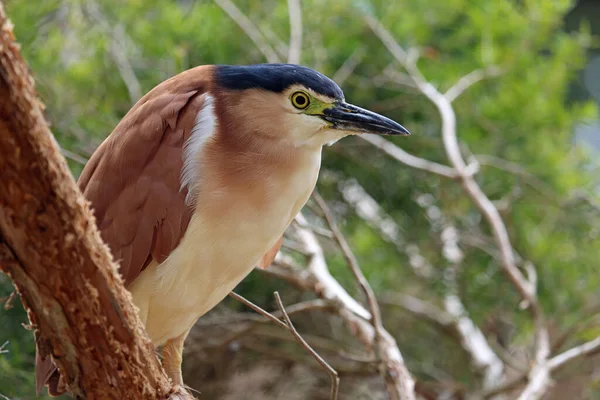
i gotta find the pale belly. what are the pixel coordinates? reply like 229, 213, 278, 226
128, 154, 320, 346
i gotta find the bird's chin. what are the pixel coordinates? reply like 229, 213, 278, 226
322, 129, 351, 147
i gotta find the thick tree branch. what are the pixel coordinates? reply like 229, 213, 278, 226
0, 5, 189, 399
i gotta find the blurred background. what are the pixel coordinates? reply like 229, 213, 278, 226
1, 0, 599, 399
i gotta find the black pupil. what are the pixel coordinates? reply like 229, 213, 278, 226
296, 95, 307, 106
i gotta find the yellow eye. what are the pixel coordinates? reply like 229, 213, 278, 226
291, 91, 310, 109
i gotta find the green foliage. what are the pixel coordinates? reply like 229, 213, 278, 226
2, 0, 599, 396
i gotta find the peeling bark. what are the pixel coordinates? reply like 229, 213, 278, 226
0, 3, 189, 399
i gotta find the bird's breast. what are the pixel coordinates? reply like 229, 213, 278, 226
136, 147, 322, 345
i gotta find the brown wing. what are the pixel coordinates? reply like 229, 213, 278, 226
78, 66, 213, 286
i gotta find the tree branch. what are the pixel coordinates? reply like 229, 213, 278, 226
311, 193, 416, 400
332, 48, 365, 87
547, 337, 600, 371
229, 291, 339, 400
444, 67, 502, 103
0, 4, 190, 398
364, 15, 553, 399
286, 0, 302, 64
214, 0, 280, 63
359, 134, 460, 179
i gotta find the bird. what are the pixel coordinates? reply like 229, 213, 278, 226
36, 63, 409, 395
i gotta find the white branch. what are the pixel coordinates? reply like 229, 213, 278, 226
548, 336, 600, 371
365, 15, 554, 398
444, 295, 504, 389
341, 179, 504, 390
214, 0, 280, 63
295, 213, 371, 320
444, 67, 502, 103
359, 134, 459, 179
364, 10, 543, 331
332, 48, 365, 86
292, 212, 415, 400
286, 0, 302, 64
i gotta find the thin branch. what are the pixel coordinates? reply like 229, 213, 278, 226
0, 340, 8, 354
547, 337, 600, 371
475, 154, 556, 199
281, 237, 311, 257
365, 10, 546, 343
444, 67, 502, 103
214, 0, 280, 63
274, 292, 339, 400
482, 337, 600, 399
84, 0, 142, 104
2, 289, 16, 310
229, 291, 339, 400
365, 16, 554, 399
313, 191, 383, 332
60, 147, 88, 165
312, 192, 416, 400
259, 25, 289, 59
482, 374, 528, 399
286, 0, 302, 64
229, 292, 289, 331
332, 48, 365, 87
292, 220, 334, 239
359, 134, 459, 179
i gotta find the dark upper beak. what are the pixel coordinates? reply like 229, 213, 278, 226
320, 101, 410, 136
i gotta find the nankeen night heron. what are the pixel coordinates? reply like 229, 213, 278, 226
36, 63, 409, 395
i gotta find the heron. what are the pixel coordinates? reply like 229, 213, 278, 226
37, 63, 409, 395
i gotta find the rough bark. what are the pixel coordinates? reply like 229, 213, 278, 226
0, 3, 189, 399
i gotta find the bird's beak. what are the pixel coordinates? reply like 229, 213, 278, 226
320, 101, 410, 136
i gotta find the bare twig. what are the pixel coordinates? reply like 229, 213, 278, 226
312, 192, 416, 400
444, 67, 503, 103
312, 192, 383, 331
332, 48, 365, 86
482, 337, 600, 399
274, 292, 340, 400
359, 134, 459, 179
229, 292, 288, 331
84, 0, 142, 104
214, 0, 280, 63
547, 337, 600, 371
60, 147, 88, 165
286, 0, 302, 64
364, 16, 554, 398
229, 291, 339, 400
292, 220, 334, 239
2, 289, 16, 310
0, 340, 8, 354
475, 154, 556, 199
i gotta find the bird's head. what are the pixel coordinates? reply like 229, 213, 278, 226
214, 64, 409, 148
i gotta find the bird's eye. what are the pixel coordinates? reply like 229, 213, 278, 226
291, 91, 310, 109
